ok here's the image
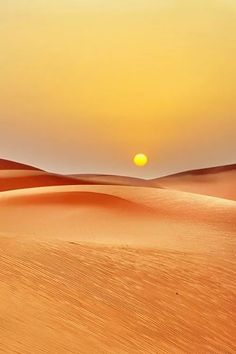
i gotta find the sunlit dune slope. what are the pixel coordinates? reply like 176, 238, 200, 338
152, 164, 236, 200
0, 238, 235, 354
0, 185, 235, 252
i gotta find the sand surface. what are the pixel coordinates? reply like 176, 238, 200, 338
70, 174, 153, 187
0, 170, 97, 192
0, 160, 236, 353
153, 165, 236, 201
0, 238, 235, 354
0, 185, 235, 253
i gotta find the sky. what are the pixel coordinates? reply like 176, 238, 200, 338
0, 0, 236, 177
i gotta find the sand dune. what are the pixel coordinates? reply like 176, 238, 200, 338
0, 160, 236, 353
0, 158, 42, 171
153, 164, 236, 201
0, 159, 152, 192
0, 169, 97, 192
0, 185, 235, 252
70, 174, 152, 187
1, 159, 236, 202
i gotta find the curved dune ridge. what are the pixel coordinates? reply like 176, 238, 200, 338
70, 174, 152, 187
0, 185, 235, 252
0, 158, 42, 171
0, 159, 236, 353
0, 170, 97, 192
153, 164, 236, 201
0, 159, 99, 192
1, 189, 155, 215
0, 159, 151, 192
1, 159, 236, 201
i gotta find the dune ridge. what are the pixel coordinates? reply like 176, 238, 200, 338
0, 185, 235, 253
0, 170, 98, 192
1, 159, 236, 201
0, 158, 42, 171
153, 164, 236, 201
70, 174, 152, 187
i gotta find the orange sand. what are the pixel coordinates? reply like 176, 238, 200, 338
153, 164, 236, 201
0, 159, 235, 353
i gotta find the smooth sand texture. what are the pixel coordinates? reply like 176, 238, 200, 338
0, 185, 235, 253
0, 159, 236, 353
153, 164, 236, 201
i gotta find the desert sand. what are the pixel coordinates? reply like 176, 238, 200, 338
0, 159, 98, 192
153, 164, 236, 201
70, 174, 153, 187
0, 158, 42, 171
0, 159, 235, 353
0, 170, 97, 192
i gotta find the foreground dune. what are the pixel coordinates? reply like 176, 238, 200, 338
0, 236, 235, 354
0, 158, 42, 171
153, 164, 236, 201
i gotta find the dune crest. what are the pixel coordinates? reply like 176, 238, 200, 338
153, 164, 236, 200
0, 158, 42, 171
0, 169, 96, 192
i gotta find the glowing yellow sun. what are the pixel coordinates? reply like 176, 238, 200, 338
133, 153, 149, 167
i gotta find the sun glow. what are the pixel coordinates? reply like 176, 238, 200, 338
133, 153, 148, 167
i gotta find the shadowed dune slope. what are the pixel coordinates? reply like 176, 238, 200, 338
152, 164, 236, 200
0, 170, 98, 192
0, 158, 42, 171
0, 185, 235, 252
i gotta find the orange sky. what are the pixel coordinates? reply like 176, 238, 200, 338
0, 0, 236, 177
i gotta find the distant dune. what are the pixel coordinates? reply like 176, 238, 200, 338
0, 165, 98, 192
0, 159, 151, 192
0, 158, 42, 171
0, 159, 236, 353
70, 174, 152, 187
1, 159, 236, 201
152, 164, 236, 200
0, 170, 97, 192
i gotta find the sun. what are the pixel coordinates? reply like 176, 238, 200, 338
133, 153, 149, 167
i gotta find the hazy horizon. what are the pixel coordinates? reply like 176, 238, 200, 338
1, 0, 236, 178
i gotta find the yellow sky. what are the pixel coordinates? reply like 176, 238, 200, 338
0, 0, 236, 176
